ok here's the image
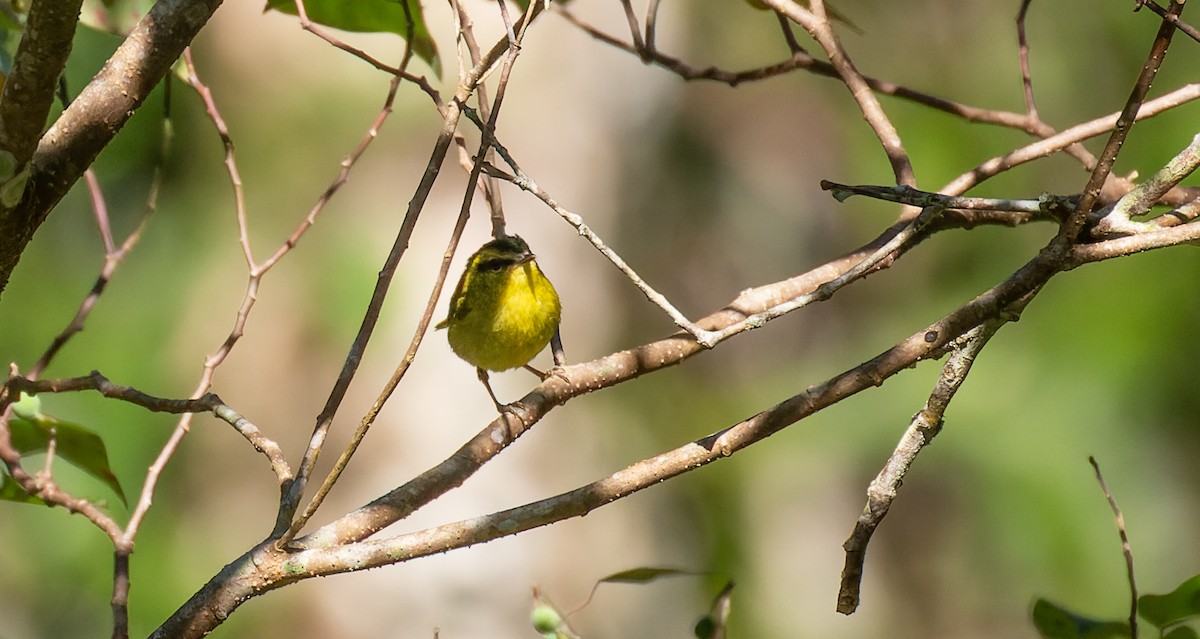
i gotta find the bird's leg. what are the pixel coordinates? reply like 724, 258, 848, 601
478, 367, 535, 420
476, 367, 506, 413
550, 329, 566, 367
522, 328, 569, 383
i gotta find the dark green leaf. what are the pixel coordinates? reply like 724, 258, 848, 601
1141, 574, 1200, 628
0, 9, 20, 33
0, 471, 45, 505
1080, 622, 1133, 639
1032, 599, 1130, 639
596, 566, 698, 585
1163, 626, 1200, 639
265, 0, 440, 76
8, 416, 127, 506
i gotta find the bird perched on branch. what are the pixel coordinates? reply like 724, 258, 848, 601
437, 234, 563, 411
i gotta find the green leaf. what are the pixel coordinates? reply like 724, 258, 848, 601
1141, 574, 1200, 628
1031, 599, 1130, 639
596, 566, 699, 585
0, 8, 21, 33
1163, 626, 1200, 639
8, 416, 127, 506
0, 471, 45, 505
1080, 622, 1134, 639
265, 0, 440, 76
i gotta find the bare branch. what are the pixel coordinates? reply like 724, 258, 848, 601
765, 0, 914, 187
838, 319, 1009, 614
1089, 457, 1139, 639
31, 168, 157, 378
1092, 132, 1200, 237
1016, 0, 1039, 119
1135, 0, 1200, 42
290, 264, 1043, 564
942, 84, 1200, 196
1061, 1, 1185, 240
1069, 221, 1200, 264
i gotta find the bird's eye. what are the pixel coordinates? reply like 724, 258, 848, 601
477, 257, 509, 272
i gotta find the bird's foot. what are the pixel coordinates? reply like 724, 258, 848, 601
523, 364, 569, 384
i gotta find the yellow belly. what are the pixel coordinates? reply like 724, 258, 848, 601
445, 263, 561, 371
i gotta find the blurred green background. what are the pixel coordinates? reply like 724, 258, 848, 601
1, 1, 1198, 637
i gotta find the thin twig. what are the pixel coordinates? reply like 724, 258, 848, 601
557, 4, 1108, 174
1134, 0, 1200, 43
277, 0, 553, 543
644, 0, 662, 54
119, 48, 250, 546
838, 319, 1010, 614
30, 171, 156, 379
1089, 456, 1138, 639
1061, 1, 1185, 240
1016, 0, 1039, 119
763, 0, 915, 188
942, 84, 1200, 196
1069, 219, 1200, 264
558, 6, 1047, 136
277, 11, 422, 519
821, 181, 1076, 214
289, 0, 440, 101
485, 149, 947, 348
698, 206, 945, 345
6, 372, 291, 481
483, 162, 716, 344
450, 0, 507, 238
1092, 132, 1200, 238
775, 10, 806, 54
618, 0, 646, 56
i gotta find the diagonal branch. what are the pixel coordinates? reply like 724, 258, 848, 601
289, 254, 1055, 568
764, 0, 914, 187
1092, 132, 1200, 237
837, 317, 1013, 614
152, 241, 1061, 639
1061, 0, 1185, 240
942, 83, 1200, 196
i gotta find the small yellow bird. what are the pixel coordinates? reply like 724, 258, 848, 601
437, 235, 562, 410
